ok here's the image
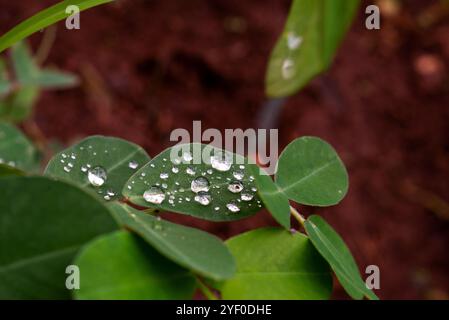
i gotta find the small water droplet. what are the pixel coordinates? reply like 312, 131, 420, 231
287, 32, 303, 50
183, 152, 193, 162
239, 165, 245, 169
211, 151, 232, 172
206, 169, 213, 175
186, 166, 196, 176
143, 186, 165, 204
88, 167, 107, 187
194, 191, 211, 206
162, 183, 168, 189
251, 187, 257, 192
172, 167, 179, 174
160, 172, 169, 179
228, 181, 244, 193
172, 158, 181, 165
81, 166, 88, 173
191, 176, 210, 193
233, 170, 244, 180
63, 166, 71, 173
282, 59, 295, 79
241, 192, 254, 201
106, 190, 115, 197
129, 161, 139, 170
150, 163, 155, 168
226, 202, 240, 213
70, 153, 76, 160
61, 153, 67, 159
214, 207, 220, 211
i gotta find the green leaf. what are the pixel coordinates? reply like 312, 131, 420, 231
0, 121, 39, 171
0, 163, 25, 177
0, 58, 11, 96
266, 0, 359, 97
249, 165, 291, 229
109, 203, 236, 281
0, 176, 118, 299
123, 143, 263, 221
304, 215, 378, 300
0, 0, 115, 54
220, 227, 333, 300
276, 136, 348, 206
32, 70, 78, 89
0, 86, 40, 122
44, 135, 151, 202
74, 230, 197, 300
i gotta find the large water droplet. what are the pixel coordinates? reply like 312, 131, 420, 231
241, 192, 254, 201
88, 166, 107, 187
228, 181, 243, 193
282, 59, 295, 79
143, 186, 166, 204
226, 202, 240, 213
233, 170, 244, 180
194, 191, 211, 206
160, 172, 169, 179
129, 161, 139, 170
191, 176, 210, 193
211, 151, 232, 172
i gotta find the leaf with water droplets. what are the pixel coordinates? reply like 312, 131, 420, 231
304, 215, 379, 300
123, 143, 263, 221
0, 176, 118, 299
0, 122, 39, 172
73, 231, 196, 300
218, 228, 333, 299
109, 203, 236, 281
248, 165, 291, 229
266, 0, 359, 97
44, 136, 150, 202
276, 136, 348, 206
0, 164, 25, 177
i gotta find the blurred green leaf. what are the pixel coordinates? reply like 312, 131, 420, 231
0, 86, 39, 123
110, 202, 236, 281
304, 215, 379, 300
0, 0, 115, 54
44, 135, 151, 202
0, 176, 118, 299
0, 58, 11, 96
0, 121, 39, 171
32, 70, 78, 89
219, 228, 333, 299
276, 136, 348, 206
266, 0, 359, 97
0, 163, 25, 177
123, 143, 263, 222
74, 230, 197, 300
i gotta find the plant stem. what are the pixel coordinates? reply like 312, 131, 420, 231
290, 206, 306, 228
196, 277, 218, 300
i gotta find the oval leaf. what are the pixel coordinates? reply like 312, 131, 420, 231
123, 143, 263, 221
0, 176, 118, 299
0, 0, 114, 54
74, 231, 197, 300
266, 0, 359, 97
0, 122, 39, 171
304, 215, 379, 300
220, 228, 333, 300
249, 165, 291, 229
44, 135, 150, 202
276, 136, 348, 206
110, 203, 236, 280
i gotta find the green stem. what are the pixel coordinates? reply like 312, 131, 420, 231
290, 206, 305, 228
196, 277, 218, 300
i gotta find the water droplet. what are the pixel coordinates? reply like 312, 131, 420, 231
63, 166, 71, 173
143, 186, 165, 204
191, 176, 210, 193
129, 161, 139, 170
70, 153, 76, 160
81, 166, 88, 173
160, 172, 169, 179
287, 32, 303, 50
186, 166, 196, 176
183, 152, 193, 162
282, 59, 295, 79
68, 162, 74, 168
226, 202, 240, 213
206, 169, 213, 175
194, 191, 211, 206
172, 167, 179, 174
241, 192, 254, 201
61, 153, 67, 159
88, 166, 107, 187
233, 170, 244, 180
172, 158, 181, 165
162, 183, 168, 189
106, 190, 115, 197
104, 195, 111, 201
228, 181, 243, 193
214, 207, 220, 211
239, 165, 245, 169
251, 187, 257, 192
211, 151, 232, 172
150, 163, 155, 168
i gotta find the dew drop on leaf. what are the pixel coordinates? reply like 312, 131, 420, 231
160, 172, 169, 179
241, 192, 254, 201
226, 202, 240, 213
88, 166, 107, 187
183, 152, 193, 162
232, 170, 244, 180
194, 191, 211, 206
186, 166, 196, 176
128, 161, 139, 170
143, 186, 166, 204
211, 151, 232, 172
282, 58, 295, 79
172, 167, 179, 174
228, 181, 244, 193
191, 176, 210, 193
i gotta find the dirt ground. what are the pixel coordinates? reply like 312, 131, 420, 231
1, 0, 448, 299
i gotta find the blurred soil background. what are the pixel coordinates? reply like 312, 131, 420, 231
1, 0, 449, 299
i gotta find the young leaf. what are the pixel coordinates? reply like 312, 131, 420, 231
0, 121, 39, 171
0, 176, 118, 299
0, 58, 11, 96
219, 228, 333, 300
32, 70, 78, 89
266, 0, 359, 97
248, 165, 291, 229
0, 0, 115, 54
304, 215, 379, 300
123, 143, 263, 221
0, 86, 39, 122
110, 203, 236, 281
74, 231, 197, 300
276, 136, 348, 206
44, 135, 151, 202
